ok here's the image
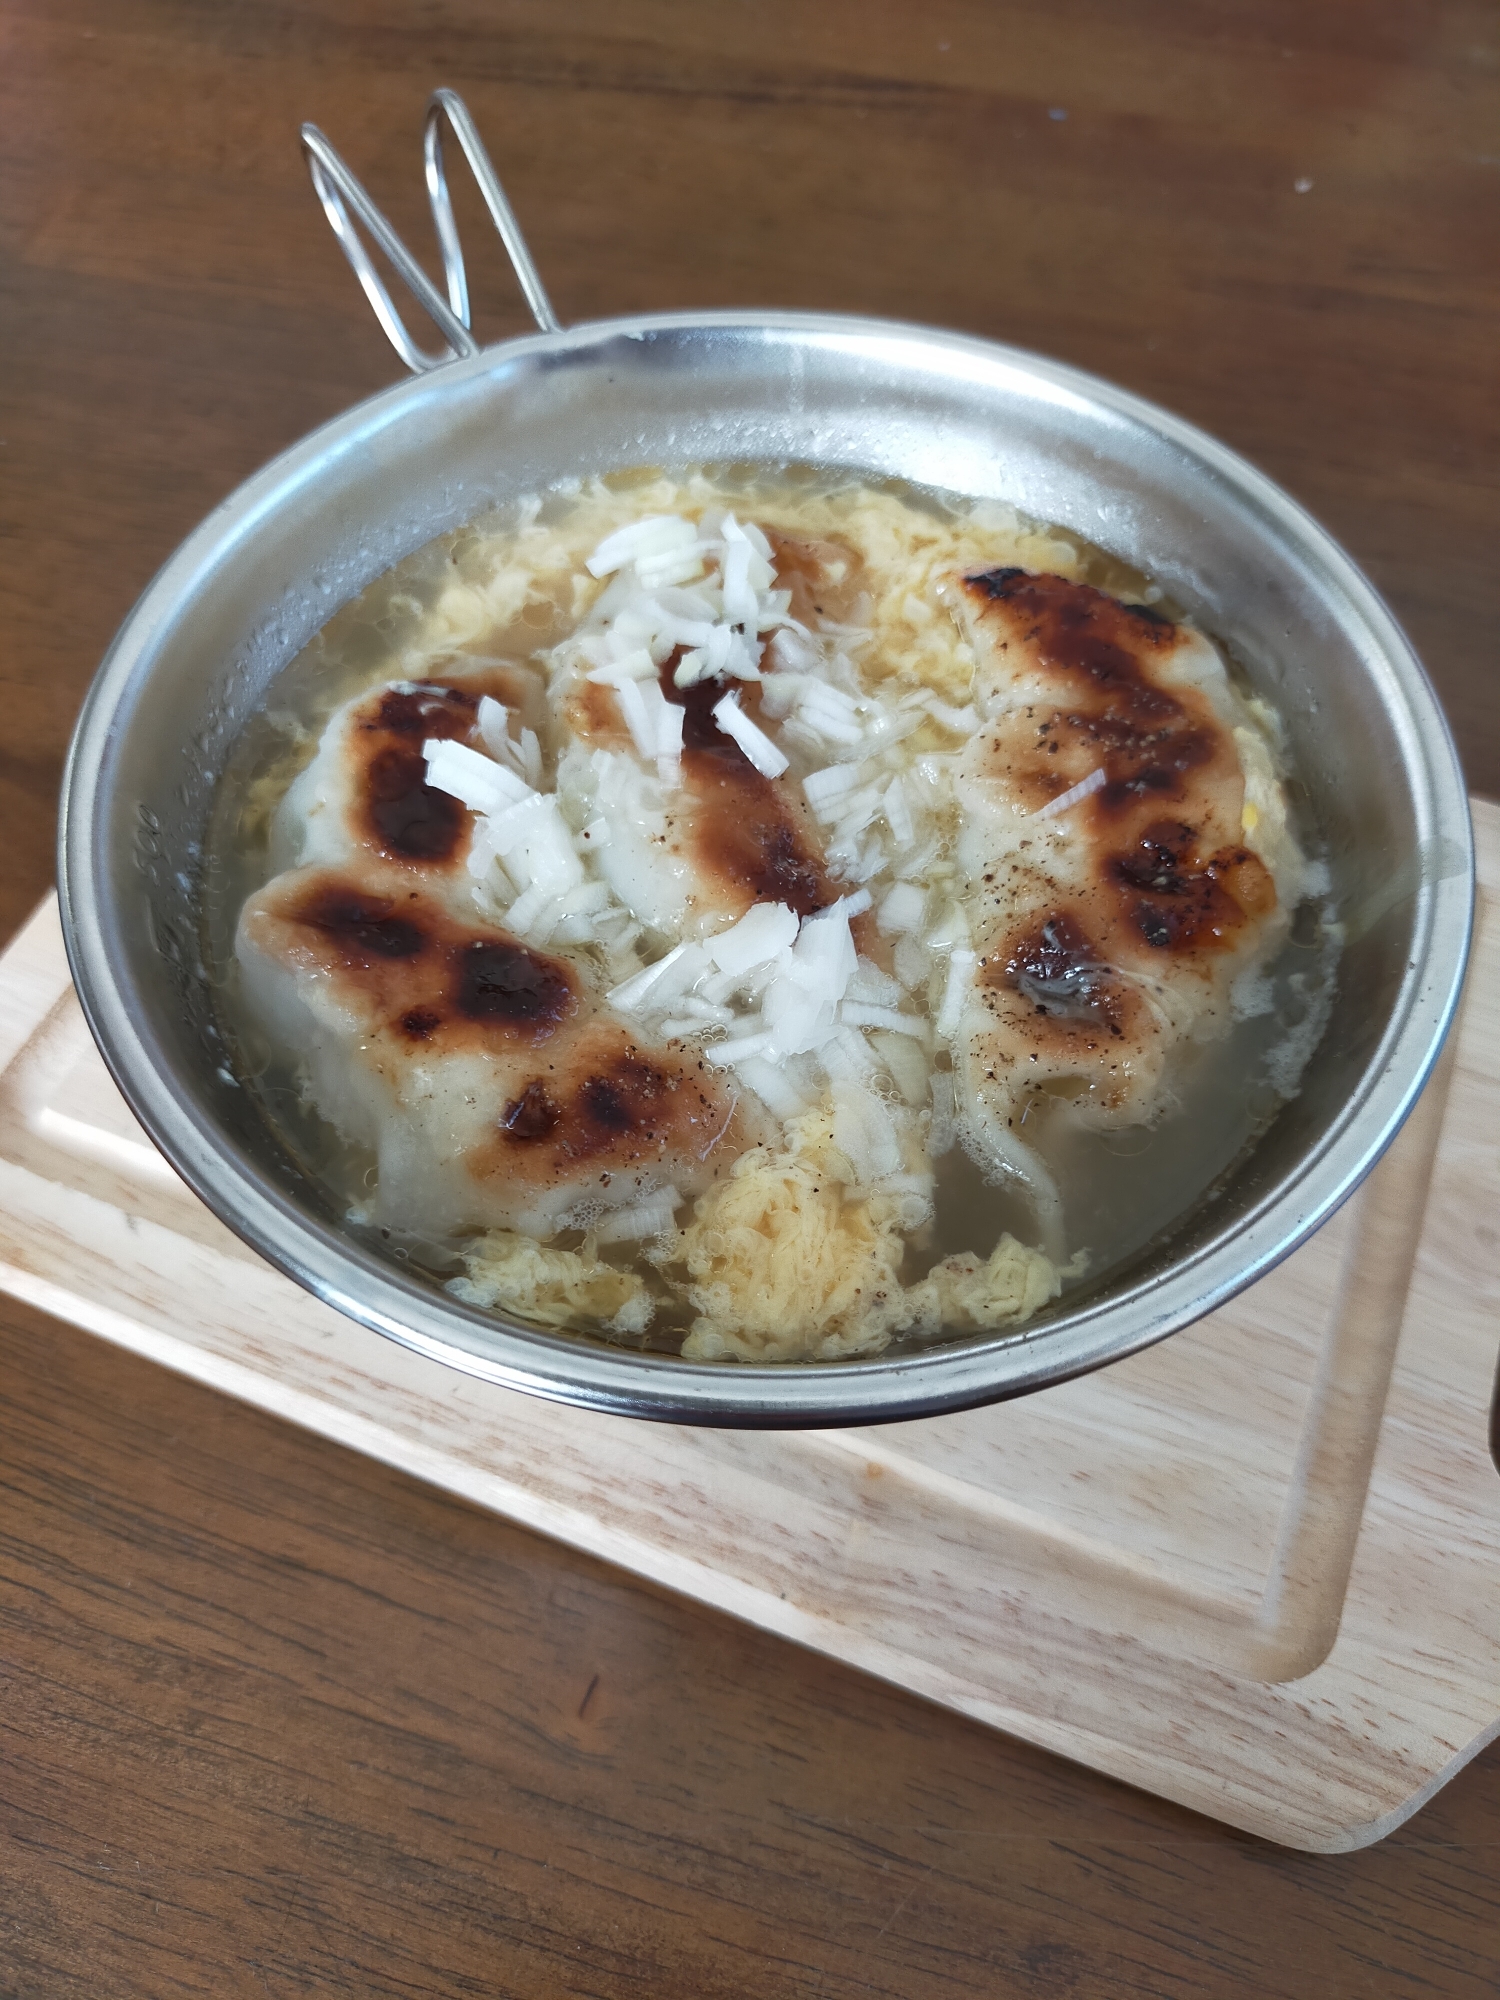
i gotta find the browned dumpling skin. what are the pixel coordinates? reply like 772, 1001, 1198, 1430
669, 666, 839, 920
947, 568, 1291, 1230
272, 666, 547, 912
562, 651, 862, 940
763, 529, 863, 626
236, 865, 755, 1241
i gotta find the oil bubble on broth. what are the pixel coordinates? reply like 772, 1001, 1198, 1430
205, 467, 1339, 1364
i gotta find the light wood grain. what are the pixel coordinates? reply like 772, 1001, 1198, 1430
3, 802, 1496, 1855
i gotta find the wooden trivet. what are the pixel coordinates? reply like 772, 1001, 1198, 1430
2, 804, 1496, 1851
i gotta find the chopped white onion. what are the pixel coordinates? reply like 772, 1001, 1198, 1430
864, 706, 926, 750
756, 672, 803, 718
894, 835, 941, 884
821, 1022, 881, 1084
606, 940, 705, 1015
928, 1071, 957, 1157
586, 515, 697, 578
613, 677, 657, 760
635, 546, 710, 590
707, 900, 801, 975
736, 1055, 811, 1121
557, 879, 612, 918
756, 589, 794, 631
741, 519, 772, 562
796, 904, 858, 982
841, 1001, 928, 1039
877, 881, 927, 934
711, 693, 789, 778
593, 1191, 681, 1243
831, 1080, 904, 1185
882, 777, 915, 848
892, 931, 928, 991
475, 695, 512, 763
850, 838, 887, 886
466, 812, 504, 882
802, 763, 863, 817
830, 784, 884, 841
423, 737, 534, 815
869, 1030, 930, 1107
483, 793, 585, 895
925, 698, 980, 735
801, 681, 862, 724
705, 1030, 773, 1068
678, 996, 736, 1025
655, 698, 685, 787
760, 980, 828, 1058
720, 522, 758, 627
1035, 764, 1107, 818
722, 627, 763, 680
586, 648, 659, 686
504, 882, 559, 940
923, 903, 971, 953
845, 957, 904, 1007
770, 628, 820, 673
934, 947, 977, 1041
794, 680, 866, 745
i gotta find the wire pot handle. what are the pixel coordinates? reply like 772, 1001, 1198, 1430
301, 88, 560, 375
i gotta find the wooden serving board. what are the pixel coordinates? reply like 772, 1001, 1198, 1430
3, 804, 1498, 1854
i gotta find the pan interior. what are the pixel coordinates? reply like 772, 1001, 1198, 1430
63, 316, 1471, 1422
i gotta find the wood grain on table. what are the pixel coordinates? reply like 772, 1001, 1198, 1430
2, 3, 1498, 1994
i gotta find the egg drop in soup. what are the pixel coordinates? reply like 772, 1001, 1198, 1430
209, 471, 1338, 1362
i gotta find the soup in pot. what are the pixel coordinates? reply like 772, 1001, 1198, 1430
206, 469, 1338, 1362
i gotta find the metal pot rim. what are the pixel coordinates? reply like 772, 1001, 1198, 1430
57, 296, 1475, 1426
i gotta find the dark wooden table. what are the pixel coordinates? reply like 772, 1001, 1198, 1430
4, 5, 1498, 1993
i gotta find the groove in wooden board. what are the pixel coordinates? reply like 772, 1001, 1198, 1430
0, 799, 1496, 1850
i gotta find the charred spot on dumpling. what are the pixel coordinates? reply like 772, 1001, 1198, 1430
683, 729, 833, 919
581, 1078, 636, 1132
350, 682, 488, 863
966, 572, 1237, 823
580, 1059, 670, 1136
1109, 821, 1274, 951
645, 658, 835, 919
501, 1079, 562, 1142
295, 882, 428, 962
665, 660, 739, 755
368, 684, 479, 737
692, 785, 831, 916
450, 938, 575, 1031
1097, 724, 1217, 815
965, 565, 1027, 600
534, 1054, 688, 1164
363, 742, 467, 861
1111, 819, 1198, 895
399, 1005, 443, 1039
741, 818, 828, 915
993, 913, 1126, 1041
1001, 912, 1116, 1021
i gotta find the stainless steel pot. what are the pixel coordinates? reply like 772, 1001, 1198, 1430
57, 92, 1474, 1427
